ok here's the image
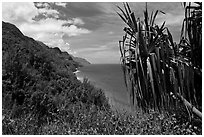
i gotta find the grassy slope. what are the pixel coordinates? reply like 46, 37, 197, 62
2, 21, 201, 135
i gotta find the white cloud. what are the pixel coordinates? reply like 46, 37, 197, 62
64, 25, 90, 36
19, 18, 90, 37
18, 18, 90, 54
31, 31, 76, 54
2, 2, 38, 23
65, 42, 70, 46
38, 8, 59, 18
35, 2, 50, 8
2, 2, 91, 54
72, 18, 85, 25
38, 33, 68, 50
65, 18, 85, 26
54, 2, 67, 7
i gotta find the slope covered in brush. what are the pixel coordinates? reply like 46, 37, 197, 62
2, 21, 110, 134
2, 21, 79, 74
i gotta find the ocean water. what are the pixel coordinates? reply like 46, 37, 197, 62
75, 64, 132, 112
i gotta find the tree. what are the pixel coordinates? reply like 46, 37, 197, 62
117, 2, 202, 118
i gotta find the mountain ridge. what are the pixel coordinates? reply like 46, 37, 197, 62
2, 21, 110, 134
71, 55, 91, 67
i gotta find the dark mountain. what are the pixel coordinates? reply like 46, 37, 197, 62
71, 56, 91, 67
2, 21, 109, 135
2, 21, 79, 74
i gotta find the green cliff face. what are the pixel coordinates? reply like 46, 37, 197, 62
2, 21, 110, 134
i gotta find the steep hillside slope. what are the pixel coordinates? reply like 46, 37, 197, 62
72, 56, 91, 67
2, 21, 110, 134
2, 21, 79, 74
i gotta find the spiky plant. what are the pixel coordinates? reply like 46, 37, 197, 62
179, 2, 202, 107
117, 2, 202, 118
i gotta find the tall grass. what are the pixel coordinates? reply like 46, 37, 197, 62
117, 3, 202, 118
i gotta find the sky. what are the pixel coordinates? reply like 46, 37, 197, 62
2, 2, 185, 64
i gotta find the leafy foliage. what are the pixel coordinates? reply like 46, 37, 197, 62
117, 3, 201, 116
2, 21, 110, 134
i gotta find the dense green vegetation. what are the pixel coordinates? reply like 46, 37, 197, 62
2, 14, 201, 135
117, 2, 202, 118
2, 21, 109, 134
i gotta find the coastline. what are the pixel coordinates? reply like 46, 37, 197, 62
74, 67, 132, 113
73, 68, 84, 81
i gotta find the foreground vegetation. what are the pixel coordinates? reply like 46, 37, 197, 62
2, 101, 202, 135
117, 2, 202, 120
2, 3, 202, 134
